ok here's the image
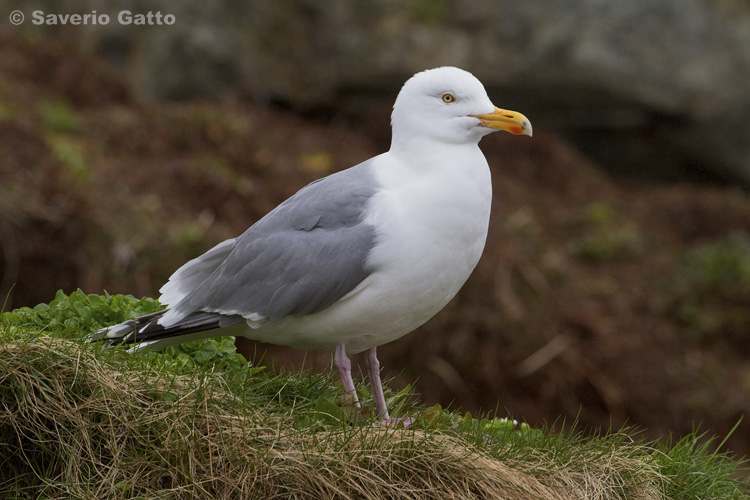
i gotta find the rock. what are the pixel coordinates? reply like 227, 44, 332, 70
3, 0, 750, 185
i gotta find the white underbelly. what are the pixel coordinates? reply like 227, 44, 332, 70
243, 229, 486, 354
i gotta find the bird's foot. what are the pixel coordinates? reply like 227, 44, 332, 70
379, 416, 414, 428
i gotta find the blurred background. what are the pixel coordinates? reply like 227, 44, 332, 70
0, 0, 748, 455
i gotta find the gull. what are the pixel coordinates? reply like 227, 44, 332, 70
91, 67, 532, 424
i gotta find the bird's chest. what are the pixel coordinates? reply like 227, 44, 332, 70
363, 163, 492, 316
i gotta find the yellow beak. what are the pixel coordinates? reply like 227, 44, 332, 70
472, 107, 533, 137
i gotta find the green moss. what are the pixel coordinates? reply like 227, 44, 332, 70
569, 202, 646, 263
171, 221, 207, 255
0, 100, 17, 120
410, 0, 451, 24
0, 289, 247, 373
37, 98, 83, 134
46, 134, 91, 182
669, 233, 750, 341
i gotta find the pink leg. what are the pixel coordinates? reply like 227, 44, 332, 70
365, 347, 413, 427
334, 344, 360, 408
364, 346, 389, 419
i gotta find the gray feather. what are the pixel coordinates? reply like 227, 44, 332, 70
159, 238, 236, 306
159, 160, 379, 327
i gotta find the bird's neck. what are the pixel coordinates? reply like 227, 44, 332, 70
381, 139, 491, 205
388, 136, 481, 167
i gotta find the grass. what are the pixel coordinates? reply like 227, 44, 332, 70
569, 202, 646, 263
0, 291, 748, 499
669, 233, 750, 342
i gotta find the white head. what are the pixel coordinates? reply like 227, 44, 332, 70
390, 67, 532, 151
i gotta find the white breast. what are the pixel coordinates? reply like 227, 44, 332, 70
359, 145, 492, 329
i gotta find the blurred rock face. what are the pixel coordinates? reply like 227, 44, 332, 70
4, 0, 750, 183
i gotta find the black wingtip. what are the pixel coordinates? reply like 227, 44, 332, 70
91, 310, 168, 345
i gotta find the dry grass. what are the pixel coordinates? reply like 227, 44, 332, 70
0, 336, 668, 500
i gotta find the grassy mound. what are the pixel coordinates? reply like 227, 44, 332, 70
0, 292, 747, 499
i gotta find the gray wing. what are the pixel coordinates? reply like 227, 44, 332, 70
158, 238, 236, 306
158, 160, 379, 328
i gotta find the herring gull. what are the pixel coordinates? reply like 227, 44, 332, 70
91, 66, 532, 424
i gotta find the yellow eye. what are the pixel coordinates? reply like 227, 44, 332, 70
441, 93, 456, 103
